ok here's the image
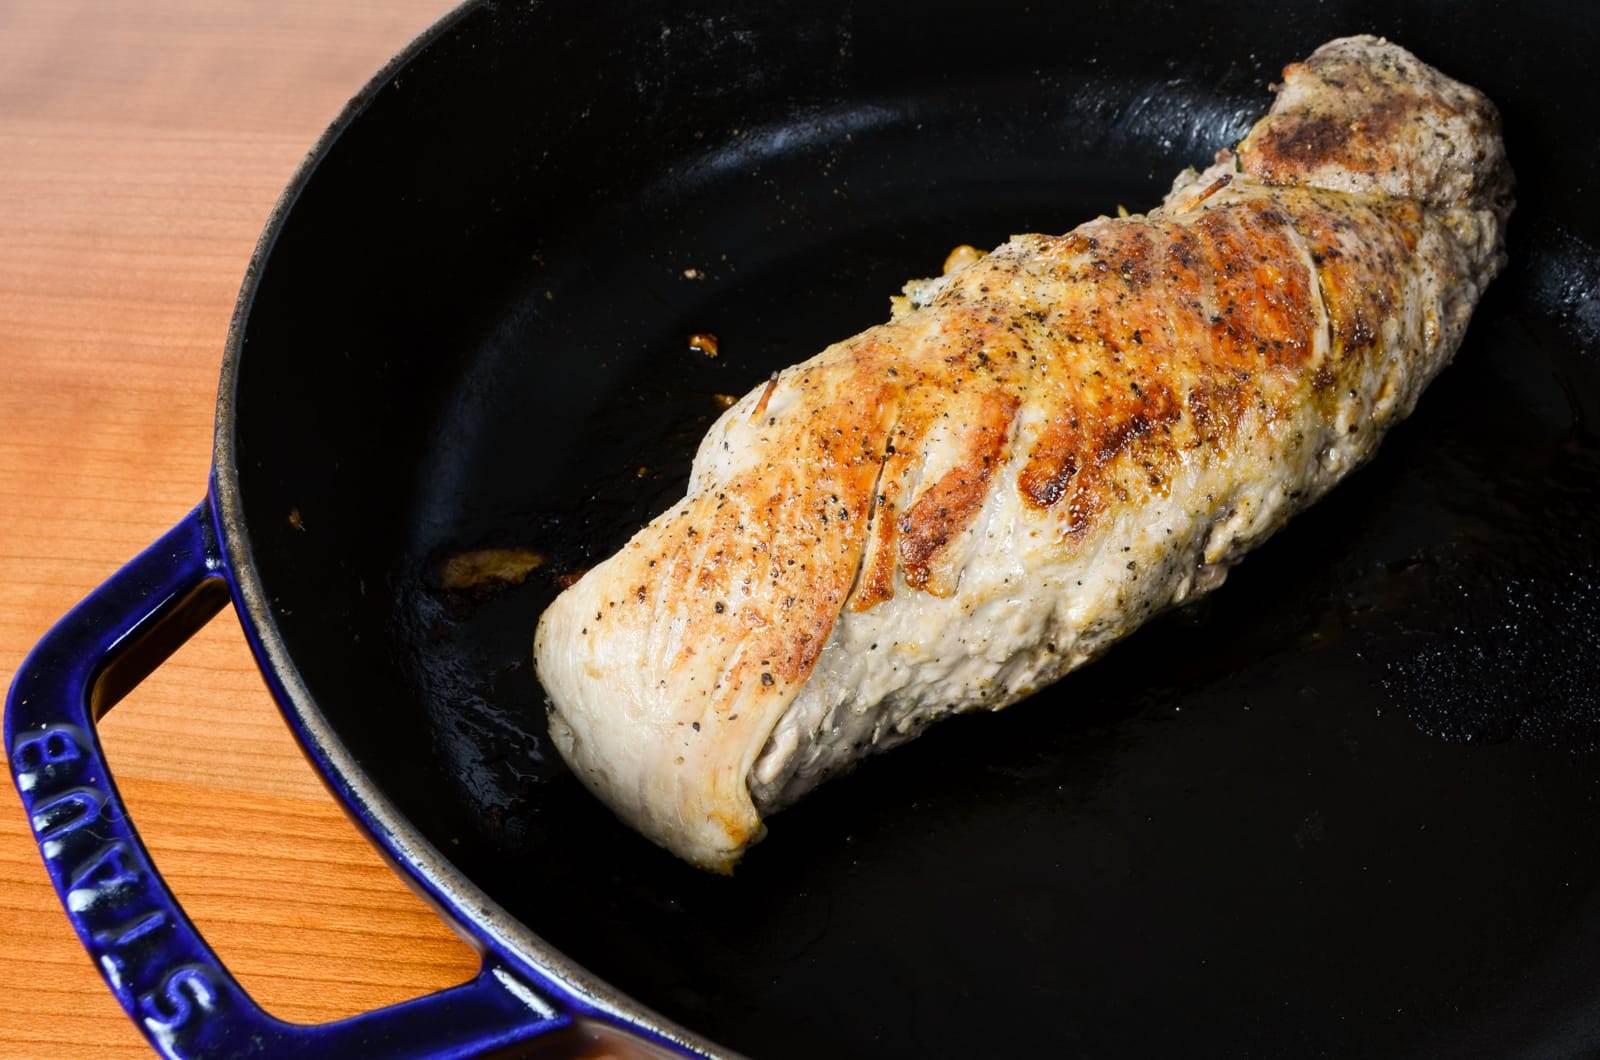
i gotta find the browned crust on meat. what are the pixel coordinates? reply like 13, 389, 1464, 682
847, 489, 899, 612
614, 371, 900, 717
750, 372, 779, 420
603, 186, 1419, 726
898, 391, 1019, 594
1238, 41, 1506, 207
1017, 421, 1078, 509
1006, 199, 1316, 533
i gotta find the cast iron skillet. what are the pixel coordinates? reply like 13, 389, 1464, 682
9, 0, 1600, 1055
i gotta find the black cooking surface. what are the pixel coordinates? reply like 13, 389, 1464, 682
230, 1, 1600, 1054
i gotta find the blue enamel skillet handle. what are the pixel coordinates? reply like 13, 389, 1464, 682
4, 504, 570, 1058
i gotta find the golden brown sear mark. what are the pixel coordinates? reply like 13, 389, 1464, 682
1014, 201, 1314, 521
666, 374, 900, 693
1018, 420, 1079, 509
685, 179, 1414, 660
898, 391, 1019, 595
840, 191, 1350, 606
847, 488, 899, 612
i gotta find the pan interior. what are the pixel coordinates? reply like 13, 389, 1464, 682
228, 2, 1600, 1055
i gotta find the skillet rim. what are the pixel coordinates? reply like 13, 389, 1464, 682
206, 0, 720, 1053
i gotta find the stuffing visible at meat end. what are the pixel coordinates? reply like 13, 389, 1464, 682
534, 36, 1513, 872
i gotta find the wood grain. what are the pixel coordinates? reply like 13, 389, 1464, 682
0, 2, 492, 1055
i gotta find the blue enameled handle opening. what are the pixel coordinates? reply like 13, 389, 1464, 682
4, 504, 571, 1059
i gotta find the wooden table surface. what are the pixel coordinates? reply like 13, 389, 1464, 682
0, 2, 499, 1055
